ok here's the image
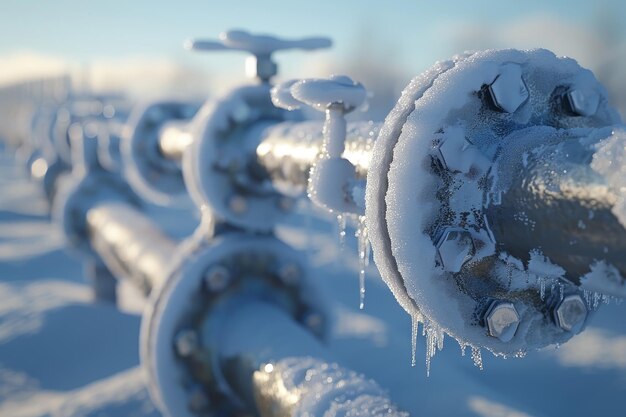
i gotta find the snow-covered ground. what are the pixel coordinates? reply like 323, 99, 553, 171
0, 148, 624, 417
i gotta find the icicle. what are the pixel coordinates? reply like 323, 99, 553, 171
602, 294, 610, 304
436, 326, 445, 351
336, 214, 347, 250
471, 347, 483, 370
583, 289, 592, 306
539, 277, 546, 300
425, 325, 436, 377
424, 320, 443, 377
355, 215, 369, 310
411, 315, 418, 367
593, 292, 601, 309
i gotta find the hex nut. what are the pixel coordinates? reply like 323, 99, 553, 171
436, 228, 476, 273
554, 294, 587, 332
567, 88, 599, 117
437, 136, 471, 173
488, 64, 529, 113
485, 301, 520, 342
174, 329, 199, 357
204, 265, 232, 292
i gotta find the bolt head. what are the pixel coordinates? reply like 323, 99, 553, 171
204, 265, 232, 292
486, 301, 520, 342
567, 88, 599, 117
174, 329, 199, 357
436, 136, 471, 173
554, 294, 587, 332
488, 64, 529, 113
436, 228, 476, 273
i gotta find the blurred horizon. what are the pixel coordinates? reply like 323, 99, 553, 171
2, 0, 625, 119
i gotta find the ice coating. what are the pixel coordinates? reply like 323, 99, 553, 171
222, 30, 331, 55
591, 127, 626, 228
271, 80, 303, 111
366, 47, 620, 358
255, 357, 408, 417
308, 158, 361, 214
355, 215, 370, 309
386, 49, 568, 353
580, 261, 626, 298
365, 54, 465, 321
291, 76, 367, 112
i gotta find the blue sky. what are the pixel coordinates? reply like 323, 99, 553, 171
1, 0, 625, 100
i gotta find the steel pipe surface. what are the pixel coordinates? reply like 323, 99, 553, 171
158, 120, 194, 163
488, 129, 626, 285
87, 202, 177, 294
217, 300, 406, 417
255, 120, 379, 195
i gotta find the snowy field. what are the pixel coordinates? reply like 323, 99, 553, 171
0, 147, 624, 417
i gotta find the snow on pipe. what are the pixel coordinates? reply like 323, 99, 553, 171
218, 301, 407, 417
182, 48, 626, 360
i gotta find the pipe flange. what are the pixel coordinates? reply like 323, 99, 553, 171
184, 85, 302, 232
123, 101, 198, 205
141, 233, 327, 417
53, 171, 140, 257
366, 49, 620, 356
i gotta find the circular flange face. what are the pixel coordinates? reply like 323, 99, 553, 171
53, 171, 140, 256
140, 233, 325, 417
184, 85, 301, 232
366, 49, 620, 355
123, 102, 197, 205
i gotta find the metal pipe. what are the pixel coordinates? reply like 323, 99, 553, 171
255, 120, 626, 290
86, 202, 177, 294
158, 120, 194, 162
255, 120, 379, 194
488, 131, 626, 286
216, 299, 406, 417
